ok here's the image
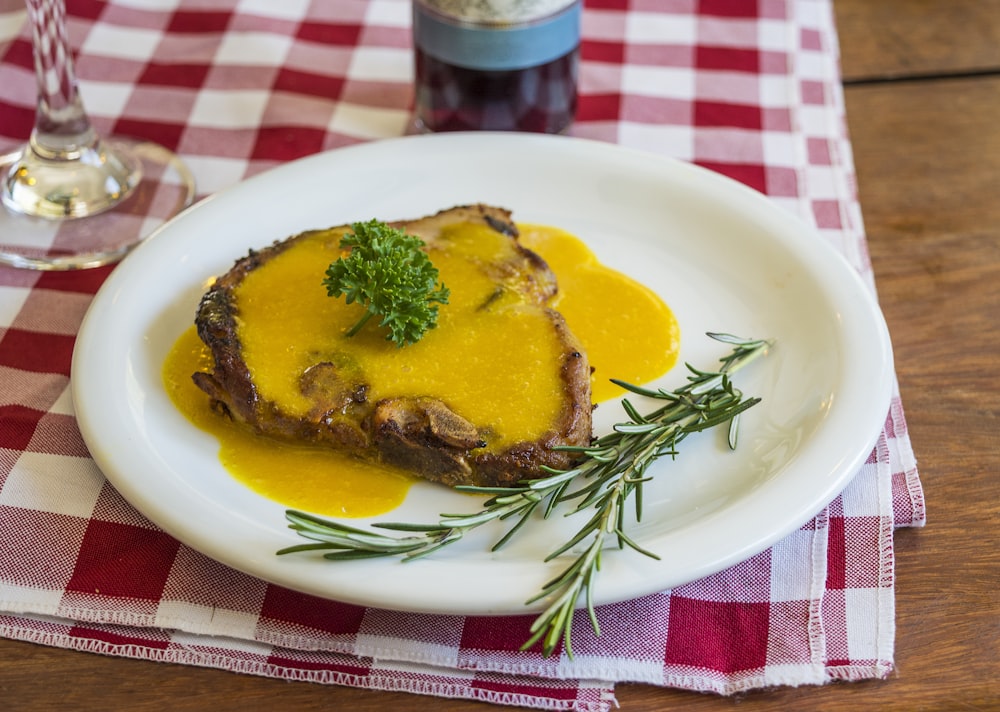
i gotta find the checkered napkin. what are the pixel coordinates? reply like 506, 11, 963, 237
0, 1, 924, 709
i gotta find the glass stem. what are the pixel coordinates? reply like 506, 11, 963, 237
25, 0, 99, 161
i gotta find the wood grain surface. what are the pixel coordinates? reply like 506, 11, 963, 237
835, 0, 1000, 81
2, 2, 998, 710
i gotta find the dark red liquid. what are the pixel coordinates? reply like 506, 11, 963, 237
414, 47, 579, 133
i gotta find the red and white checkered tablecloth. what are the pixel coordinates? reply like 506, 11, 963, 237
0, 1, 924, 710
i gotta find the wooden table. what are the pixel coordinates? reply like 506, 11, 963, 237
3, 1, 997, 709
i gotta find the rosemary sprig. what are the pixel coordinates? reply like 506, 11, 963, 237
278, 333, 772, 657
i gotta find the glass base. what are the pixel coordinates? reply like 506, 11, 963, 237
3, 136, 141, 219
0, 138, 195, 270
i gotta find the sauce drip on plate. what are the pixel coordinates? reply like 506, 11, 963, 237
162, 223, 679, 518
163, 326, 415, 518
518, 224, 680, 403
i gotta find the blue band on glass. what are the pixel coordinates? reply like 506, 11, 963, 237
413, 2, 581, 72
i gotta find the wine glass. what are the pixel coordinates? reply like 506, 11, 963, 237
0, 0, 195, 270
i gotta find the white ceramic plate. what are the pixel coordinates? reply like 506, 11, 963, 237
72, 133, 893, 615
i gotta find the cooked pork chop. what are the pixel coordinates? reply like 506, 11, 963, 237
193, 204, 593, 488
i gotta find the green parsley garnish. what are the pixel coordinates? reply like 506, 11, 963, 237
323, 219, 450, 347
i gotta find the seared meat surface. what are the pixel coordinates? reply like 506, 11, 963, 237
193, 204, 593, 487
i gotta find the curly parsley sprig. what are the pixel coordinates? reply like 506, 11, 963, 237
323, 220, 449, 347
278, 333, 772, 657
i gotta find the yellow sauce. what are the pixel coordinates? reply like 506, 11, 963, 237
163, 326, 414, 517
162, 222, 679, 518
234, 223, 565, 450
519, 225, 680, 402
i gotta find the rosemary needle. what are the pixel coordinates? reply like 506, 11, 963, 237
278, 333, 772, 658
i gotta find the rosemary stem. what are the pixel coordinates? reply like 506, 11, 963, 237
276, 333, 773, 660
